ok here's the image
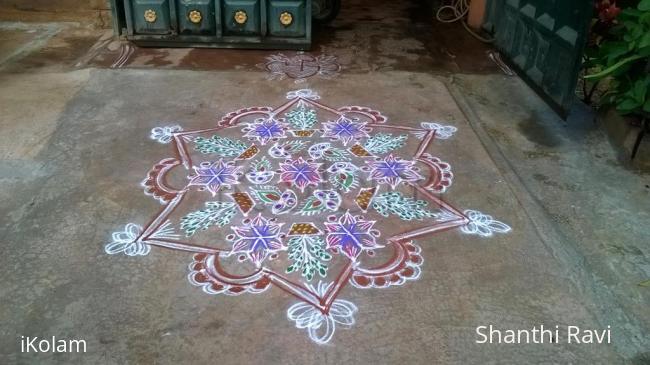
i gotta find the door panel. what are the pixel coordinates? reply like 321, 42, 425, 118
177, 0, 216, 35
486, 0, 592, 116
222, 0, 261, 35
130, 0, 172, 34
267, 0, 306, 37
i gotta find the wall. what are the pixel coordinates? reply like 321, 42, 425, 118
0, 0, 112, 28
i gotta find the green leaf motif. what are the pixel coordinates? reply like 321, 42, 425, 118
328, 170, 358, 193
363, 133, 408, 154
194, 135, 247, 156
286, 236, 331, 281
250, 186, 282, 204
322, 147, 349, 161
251, 156, 272, 172
295, 196, 325, 216
284, 140, 307, 153
180, 201, 237, 237
285, 104, 318, 130
372, 192, 438, 221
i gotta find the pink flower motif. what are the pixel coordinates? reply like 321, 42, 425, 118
366, 154, 423, 189
188, 159, 241, 196
231, 214, 284, 266
279, 157, 323, 193
325, 212, 379, 259
322, 116, 369, 146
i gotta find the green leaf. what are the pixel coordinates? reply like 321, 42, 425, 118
619, 8, 642, 22
639, 32, 650, 49
599, 41, 630, 65
363, 133, 408, 154
372, 192, 438, 220
194, 135, 247, 156
584, 54, 646, 80
285, 236, 330, 280
617, 98, 641, 113
285, 104, 318, 130
632, 79, 648, 102
639, 0, 650, 11
641, 47, 650, 57
640, 12, 650, 25
180, 201, 237, 237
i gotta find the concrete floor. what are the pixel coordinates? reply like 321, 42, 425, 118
0, 1, 648, 364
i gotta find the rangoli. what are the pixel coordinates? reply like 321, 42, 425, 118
107, 89, 511, 344
257, 53, 341, 82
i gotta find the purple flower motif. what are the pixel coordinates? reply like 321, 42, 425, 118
325, 212, 379, 259
322, 116, 369, 146
231, 214, 284, 266
188, 159, 242, 196
279, 157, 323, 193
366, 154, 423, 189
243, 118, 287, 145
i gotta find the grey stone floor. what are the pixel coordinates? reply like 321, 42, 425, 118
0, 1, 648, 364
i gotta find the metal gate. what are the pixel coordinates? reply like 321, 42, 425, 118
484, 0, 593, 116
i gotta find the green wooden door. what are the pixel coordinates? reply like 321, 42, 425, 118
267, 0, 307, 37
128, 0, 173, 34
484, 0, 593, 116
177, 0, 217, 35
222, 0, 263, 35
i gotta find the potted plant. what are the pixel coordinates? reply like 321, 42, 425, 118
584, 0, 650, 159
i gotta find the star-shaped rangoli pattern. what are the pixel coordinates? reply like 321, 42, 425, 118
106, 89, 511, 345
188, 159, 242, 196
279, 157, 323, 193
242, 117, 287, 145
325, 212, 379, 259
366, 154, 423, 189
322, 116, 370, 146
230, 214, 284, 266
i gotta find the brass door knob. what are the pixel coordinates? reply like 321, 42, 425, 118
234, 10, 248, 24
188, 10, 202, 24
144, 9, 157, 23
279, 11, 293, 26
